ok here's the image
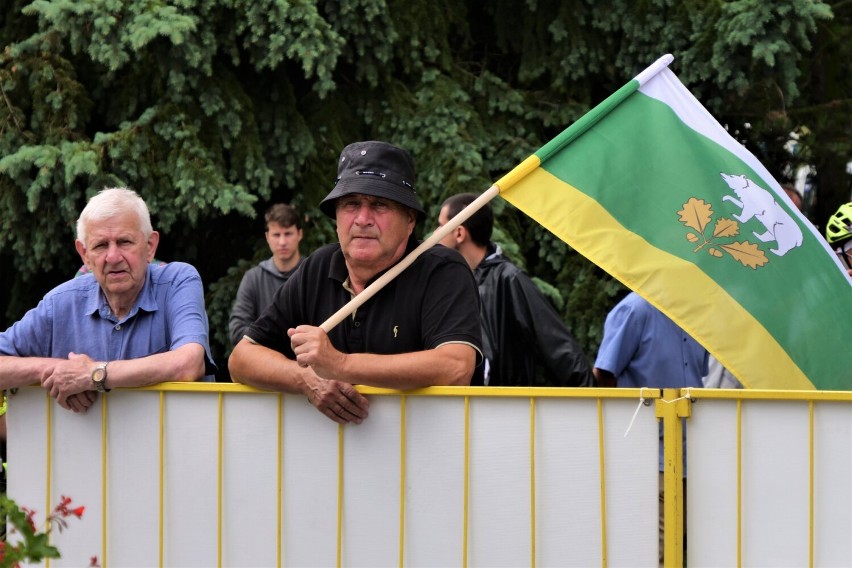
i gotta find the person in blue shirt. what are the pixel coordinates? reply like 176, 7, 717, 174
593, 292, 707, 391
593, 291, 708, 564
0, 187, 214, 413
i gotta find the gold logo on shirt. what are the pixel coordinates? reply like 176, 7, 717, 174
393, 325, 399, 338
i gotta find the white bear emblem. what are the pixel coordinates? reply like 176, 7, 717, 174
720, 173, 803, 256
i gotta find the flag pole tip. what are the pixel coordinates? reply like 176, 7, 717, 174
635, 54, 675, 86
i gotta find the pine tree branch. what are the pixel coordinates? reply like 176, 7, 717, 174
0, 84, 22, 132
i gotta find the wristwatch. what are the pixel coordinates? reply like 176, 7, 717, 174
92, 361, 111, 393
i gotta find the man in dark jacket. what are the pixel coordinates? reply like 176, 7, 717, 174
437, 193, 593, 387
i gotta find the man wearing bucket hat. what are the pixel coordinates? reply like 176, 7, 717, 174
229, 141, 483, 424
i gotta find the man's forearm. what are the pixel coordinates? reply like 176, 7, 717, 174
228, 340, 312, 395
229, 339, 371, 425
328, 344, 476, 389
0, 356, 58, 388
104, 343, 207, 388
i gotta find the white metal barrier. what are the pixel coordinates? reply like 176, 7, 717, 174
6, 385, 852, 567
686, 390, 852, 567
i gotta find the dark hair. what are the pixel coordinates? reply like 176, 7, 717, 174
442, 192, 492, 247
264, 203, 302, 230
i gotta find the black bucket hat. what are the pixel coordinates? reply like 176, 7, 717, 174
319, 141, 425, 220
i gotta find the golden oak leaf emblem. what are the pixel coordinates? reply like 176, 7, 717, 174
718, 241, 769, 269
677, 198, 713, 233
712, 218, 739, 238
677, 196, 769, 269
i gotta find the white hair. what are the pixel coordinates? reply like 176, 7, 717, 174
76, 187, 153, 243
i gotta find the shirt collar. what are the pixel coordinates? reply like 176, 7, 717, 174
484, 242, 501, 261
84, 265, 158, 322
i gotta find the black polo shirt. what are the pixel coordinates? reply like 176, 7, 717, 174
246, 236, 482, 362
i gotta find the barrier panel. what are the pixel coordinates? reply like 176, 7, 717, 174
9, 385, 663, 567
685, 389, 852, 568
6, 385, 852, 567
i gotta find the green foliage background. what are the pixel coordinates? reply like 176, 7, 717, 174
1, 0, 849, 379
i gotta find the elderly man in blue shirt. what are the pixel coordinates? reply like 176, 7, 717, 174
0, 187, 214, 413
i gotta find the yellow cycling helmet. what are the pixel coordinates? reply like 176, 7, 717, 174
826, 202, 852, 245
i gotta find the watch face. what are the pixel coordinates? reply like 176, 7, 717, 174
92, 362, 109, 392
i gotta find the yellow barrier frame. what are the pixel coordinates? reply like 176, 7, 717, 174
19, 383, 852, 567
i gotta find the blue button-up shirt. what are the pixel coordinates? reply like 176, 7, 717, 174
595, 292, 708, 473
595, 292, 707, 390
0, 263, 214, 373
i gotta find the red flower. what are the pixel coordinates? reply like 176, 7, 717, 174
22, 507, 37, 531
54, 495, 73, 516
72, 506, 85, 518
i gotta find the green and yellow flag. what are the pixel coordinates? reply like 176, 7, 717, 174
498, 55, 852, 390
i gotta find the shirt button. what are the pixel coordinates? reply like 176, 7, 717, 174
115, 324, 121, 330
354, 322, 360, 327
